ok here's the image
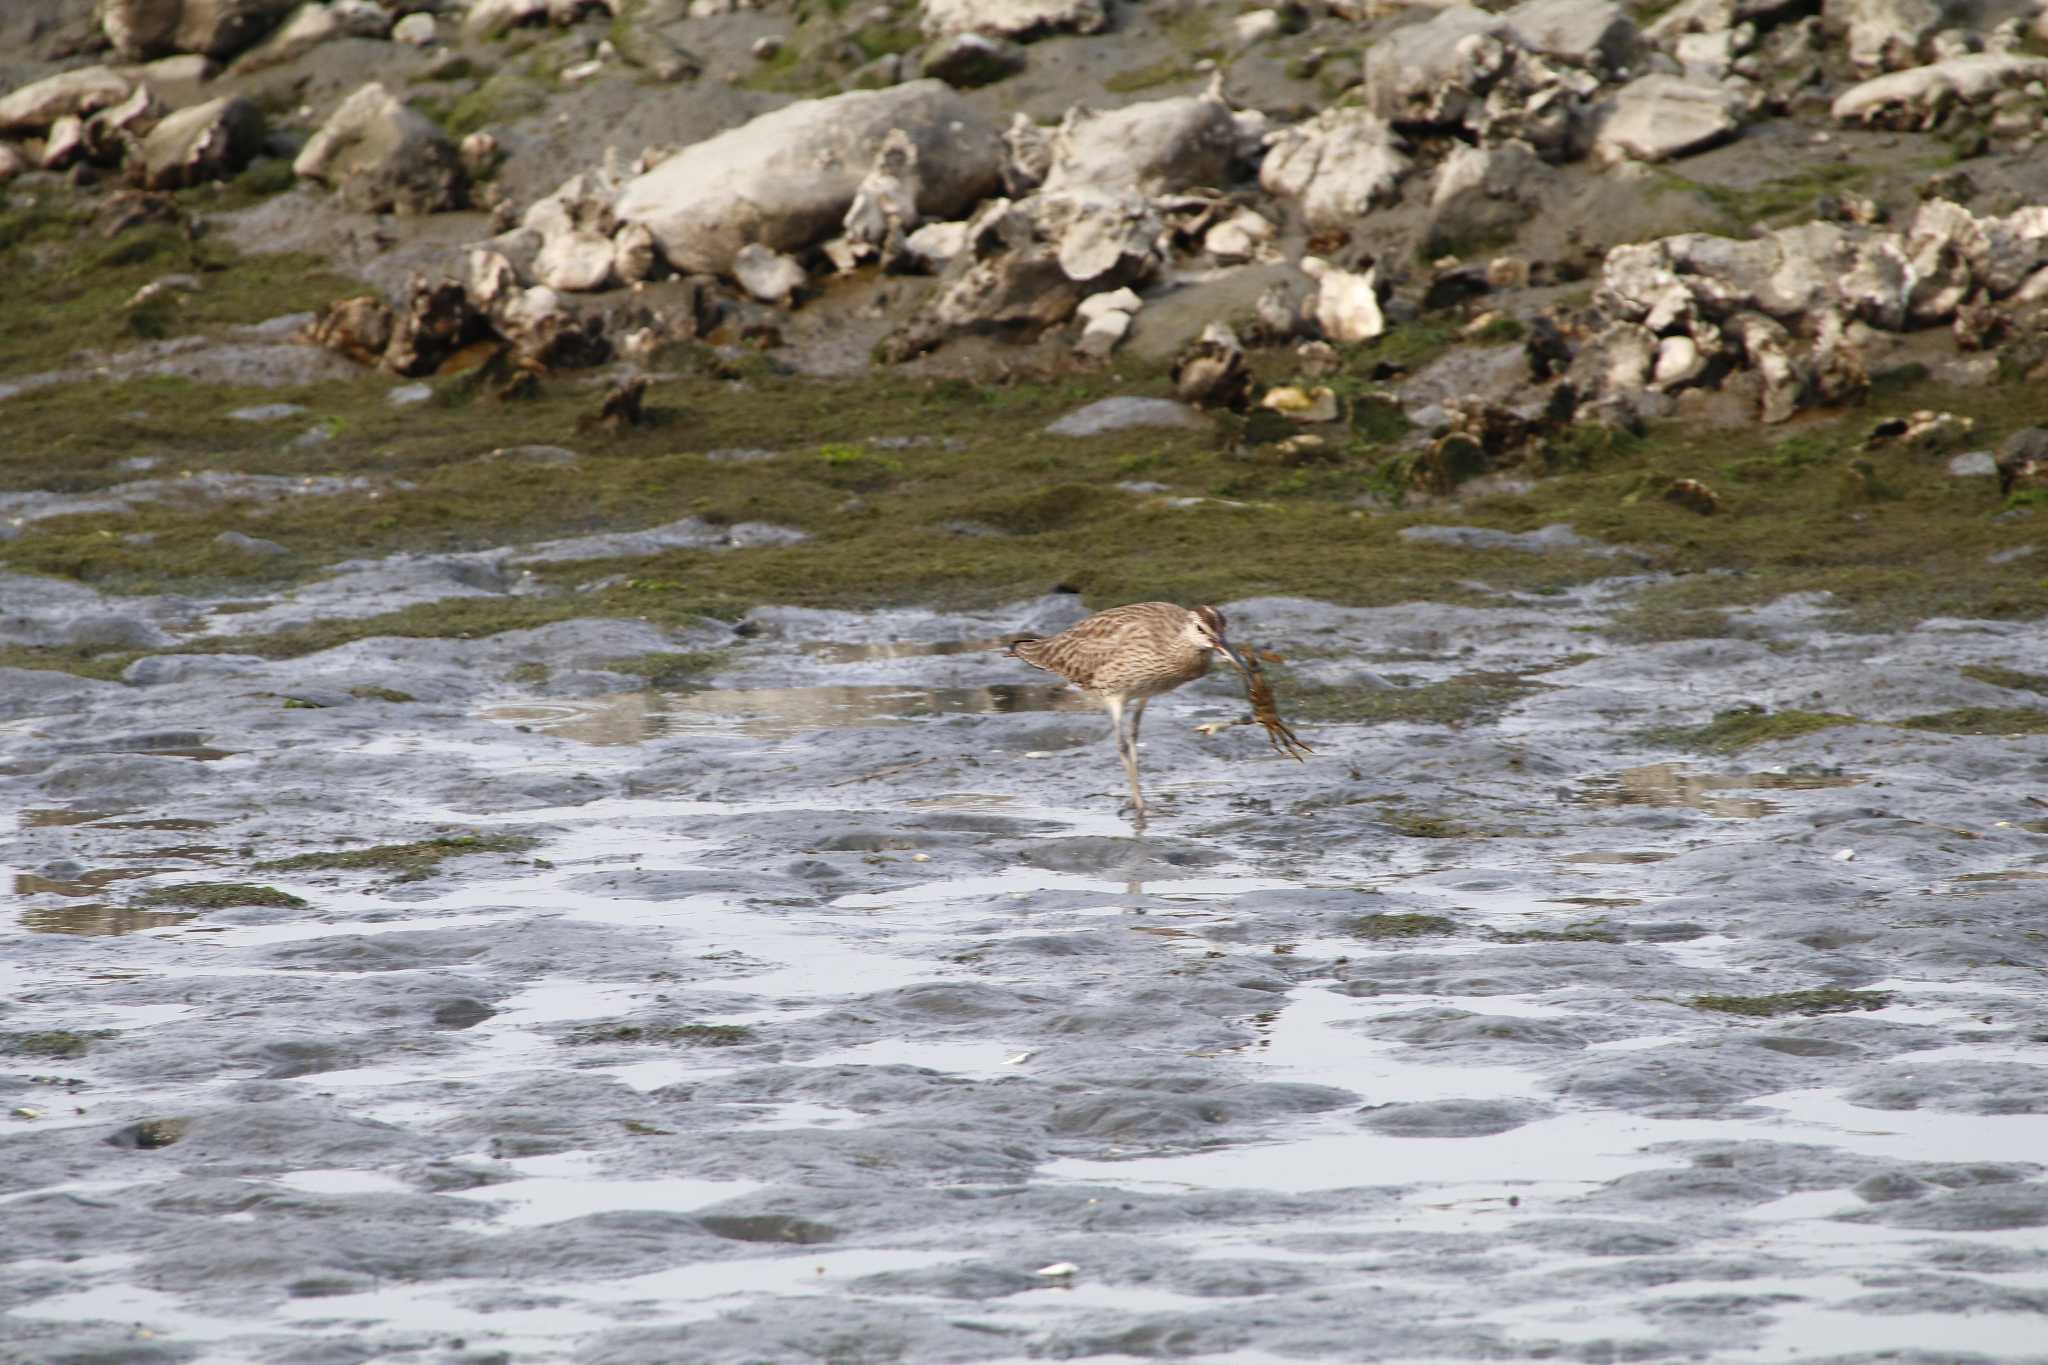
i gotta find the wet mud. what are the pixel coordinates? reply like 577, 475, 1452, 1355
4, 582, 2048, 1363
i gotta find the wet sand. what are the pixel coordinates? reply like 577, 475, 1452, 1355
4, 585, 2048, 1363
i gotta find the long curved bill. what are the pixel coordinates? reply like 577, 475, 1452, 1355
1212, 637, 1251, 678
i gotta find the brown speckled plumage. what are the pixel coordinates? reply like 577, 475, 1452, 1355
1006, 602, 1239, 826
1008, 602, 1218, 696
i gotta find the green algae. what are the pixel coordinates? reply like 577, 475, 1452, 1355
1645, 705, 1861, 754
0, 188, 358, 381
1962, 664, 2048, 694
562, 1022, 754, 1046
139, 882, 308, 909
1349, 912, 1460, 939
600, 651, 723, 685
1689, 989, 1895, 1017
2, 1029, 115, 1058
1486, 922, 1623, 944
254, 833, 539, 881
1896, 707, 2048, 735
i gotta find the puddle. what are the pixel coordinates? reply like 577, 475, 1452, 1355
482, 682, 1091, 744
19, 904, 199, 936
1578, 762, 1867, 819
799, 637, 1004, 662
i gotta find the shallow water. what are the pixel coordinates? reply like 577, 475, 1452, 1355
4, 594, 2048, 1363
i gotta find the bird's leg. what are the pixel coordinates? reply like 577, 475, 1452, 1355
1105, 695, 1147, 827
1129, 696, 1148, 749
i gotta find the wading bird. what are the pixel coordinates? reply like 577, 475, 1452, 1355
1006, 602, 1247, 827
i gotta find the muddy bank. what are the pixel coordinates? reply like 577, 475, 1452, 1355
5, 578, 2048, 1362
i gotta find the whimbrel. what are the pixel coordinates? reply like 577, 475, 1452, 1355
1006, 602, 1247, 826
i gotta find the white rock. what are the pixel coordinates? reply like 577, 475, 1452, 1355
1205, 208, 1275, 262
732, 242, 807, 303
1232, 9, 1284, 46
1595, 74, 1746, 162
41, 115, 87, 170
1077, 287, 1141, 322
1076, 307, 1132, 357
1259, 107, 1410, 232
1651, 334, 1704, 387
1261, 385, 1339, 422
903, 220, 970, 270
1039, 187, 1160, 283
465, 0, 550, 40
0, 66, 131, 135
1304, 259, 1384, 343
612, 222, 659, 284
1832, 53, 2048, 123
613, 80, 1002, 276
1503, 0, 1642, 74
1825, 0, 1956, 72
393, 12, 438, 44
843, 128, 922, 264
918, 0, 1108, 40
293, 81, 464, 214
534, 229, 615, 292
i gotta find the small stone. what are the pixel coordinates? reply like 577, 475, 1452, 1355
1260, 385, 1339, 423
752, 35, 784, 59
732, 243, 806, 304
387, 383, 433, 407
1045, 396, 1208, 437
1947, 450, 1998, 477
228, 403, 310, 422
214, 531, 291, 559
1076, 287, 1141, 323
393, 12, 438, 45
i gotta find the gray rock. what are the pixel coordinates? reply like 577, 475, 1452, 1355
99, 0, 297, 61
920, 31, 1028, 87
1595, 74, 1746, 163
533, 229, 615, 293
0, 66, 131, 135
1424, 139, 1557, 258
1259, 107, 1411, 234
732, 243, 807, 304
1045, 396, 1209, 436
1833, 53, 2048, 125
228, 403, 309, 421
1363, 5, 1509, 126
1946, 450, 1998, 477
614, 81, 1002, 277
1042, 90, 1241, 195
1504, 0, 1643, 74
1400, 523, 1627, 556
228, 0, 345, 72
387, 383, 433, 407
293, 81, 465, 215
1825, 0, 1955, 72
510, 517, 808, 563
139, 94, 264, 190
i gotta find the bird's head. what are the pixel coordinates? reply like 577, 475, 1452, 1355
1190, 604, 1248, 675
